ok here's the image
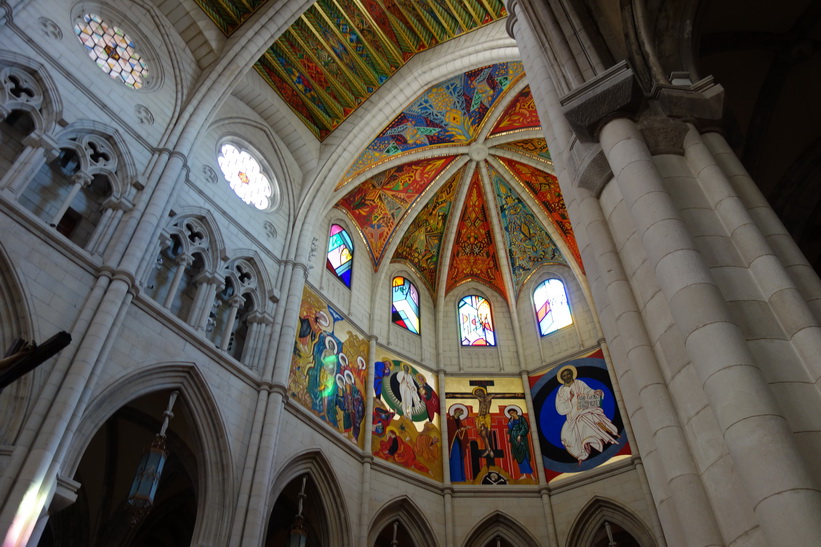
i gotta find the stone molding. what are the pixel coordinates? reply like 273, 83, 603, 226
561, 61, 643, 143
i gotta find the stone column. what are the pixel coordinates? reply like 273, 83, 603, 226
162, 253, 193, 309
49, 171, 90, 227
218, 295, 245, 351
599, 111, 821, 545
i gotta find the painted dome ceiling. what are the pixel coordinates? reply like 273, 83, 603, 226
334, 62, 582, 302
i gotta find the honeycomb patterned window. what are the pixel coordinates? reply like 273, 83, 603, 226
74, 13, 149, 89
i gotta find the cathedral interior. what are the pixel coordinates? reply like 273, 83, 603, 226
0, 0, 820, 546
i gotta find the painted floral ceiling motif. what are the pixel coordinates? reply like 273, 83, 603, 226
194, 0, 508, 140
341, 62, 524, 184
336, 156, 457, 267
335, 63, 583, 302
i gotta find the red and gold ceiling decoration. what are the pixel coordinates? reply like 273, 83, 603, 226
194, 0, 508, 140
446, 170, 507, 298
334, 63, 583, 302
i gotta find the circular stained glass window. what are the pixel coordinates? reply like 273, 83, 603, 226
74, 13, 149, 89
217, 143, 274, 210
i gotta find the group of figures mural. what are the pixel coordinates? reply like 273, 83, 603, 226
290, 288, 629, 482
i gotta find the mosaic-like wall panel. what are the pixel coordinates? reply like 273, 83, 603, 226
372, 356, 443, 480
529, 349, 629, 480
445, 376, 537, 484
290, 286, 369, 448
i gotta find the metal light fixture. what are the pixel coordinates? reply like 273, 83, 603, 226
126, 391, 179, 525
287, 476, 308, 547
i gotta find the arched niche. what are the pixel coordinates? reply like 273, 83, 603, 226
368, 496, 439, 547
565, 497, 656, 547
265, 450, 352, 547
462, 511, 540, 547
58, 363, 234, 546
39, 390, 198, 547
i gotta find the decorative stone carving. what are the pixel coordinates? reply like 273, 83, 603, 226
135, 104, 154, 126
38, 17, 62, 40
307, 237, 318, 271
202, 165, 218, 185
263, 221, 276, 240
561, 61, 643, 143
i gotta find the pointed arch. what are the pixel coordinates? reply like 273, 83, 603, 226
462, 511, 541, 547
565, 496, 657, 547
65, 362, 235, 547
162, 210, 226, 275
368, 495, 440, 547
53, 121, 137, 198
268, 449, 353, 547
0, 241, 38, 445
0, 51, 63, 135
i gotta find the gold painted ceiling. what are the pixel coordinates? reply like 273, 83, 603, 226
194, 0, 508, 139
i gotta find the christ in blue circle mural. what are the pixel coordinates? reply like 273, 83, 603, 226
530, 351, 628, 477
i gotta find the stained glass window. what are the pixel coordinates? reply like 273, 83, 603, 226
327, 224, 353, 287
458, 295, 496, 346
74, 14, 149, 89
391, 276, 420, 334
217, 143, 274, 210
534, 278, 572, 336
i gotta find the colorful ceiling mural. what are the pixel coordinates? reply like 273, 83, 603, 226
494, 138, 552, 163
341, 62, 525, 184
495, 156, 582, 269
193, 0, 508, 140
490, 164, 566, 291
393, 170, 461, 293
336, 156, 457, 267
192, 0, 268, 35
446, 170, 506, 298
332, 61, 586, 302
488, 86, 542, 136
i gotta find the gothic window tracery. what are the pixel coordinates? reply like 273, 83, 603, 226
391, 276, 420, 334
217, 142, 274, 210
533, 278, 572, 336
458, 295, 496, 346
326, 224, 353, 287
73, 13, 149, 89
18, 132, 130, 253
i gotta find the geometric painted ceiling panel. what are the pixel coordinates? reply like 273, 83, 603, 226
341, 62, 524, 186
225, 0, 508, 140
393, 168, 462, 294
336, 156, 457, 268
446, 169, 507, 299
494, 138, 552, 163
192, 0, 269, 35
489, 163, 566, 294
495, 156, 583, 270
489, 85, 542, 136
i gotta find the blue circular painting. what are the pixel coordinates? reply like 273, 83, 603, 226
531, 357, 627, 474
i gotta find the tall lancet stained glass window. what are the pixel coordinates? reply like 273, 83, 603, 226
391, 276, 420, 334
458, 295, 496, 346
327, 224, 353, 287
534, 278, 572, 336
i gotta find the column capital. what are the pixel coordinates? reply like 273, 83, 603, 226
561, 61, 643, 143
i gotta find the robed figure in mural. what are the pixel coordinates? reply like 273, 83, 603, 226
555, 365, 619, 464
505, 406, 533, 478
447, 404, 468, 482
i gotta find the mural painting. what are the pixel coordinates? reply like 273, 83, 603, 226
530, 349, 629, 480
290, 286, 369, 448
371, 356, 443, 480
445, 377, 537, 484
